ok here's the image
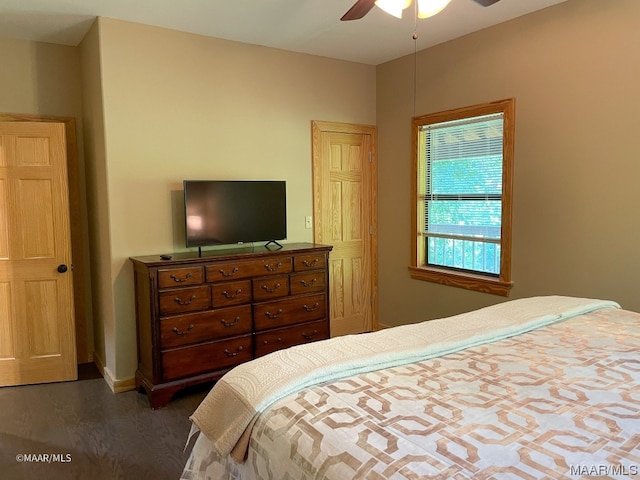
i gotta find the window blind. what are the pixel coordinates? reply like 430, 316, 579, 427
422, 113, 504, 274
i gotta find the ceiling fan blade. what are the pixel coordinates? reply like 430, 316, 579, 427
341, 0, 377, 21
472, 0, 501, 6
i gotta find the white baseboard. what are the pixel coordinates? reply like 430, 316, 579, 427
93, 354, 136, 393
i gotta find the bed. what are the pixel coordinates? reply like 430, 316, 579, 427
180, 296, 640, 479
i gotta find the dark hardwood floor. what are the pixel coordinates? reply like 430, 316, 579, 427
0, 363, 210, 480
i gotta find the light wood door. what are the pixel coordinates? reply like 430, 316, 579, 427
312, 121, 377, 336
0, 121, 77, 386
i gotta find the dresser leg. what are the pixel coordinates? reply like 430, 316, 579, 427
146, 388, 176, 410
136, 372, 178, 409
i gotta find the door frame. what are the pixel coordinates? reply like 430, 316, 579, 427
311, 120, 379, 332
0, 112, 91, 364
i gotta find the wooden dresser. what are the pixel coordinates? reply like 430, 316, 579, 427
130, 242, 332, 408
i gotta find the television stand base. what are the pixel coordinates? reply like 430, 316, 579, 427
265, 240, 283, 249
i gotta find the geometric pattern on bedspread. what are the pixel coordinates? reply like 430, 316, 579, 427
182, 308, 640, 480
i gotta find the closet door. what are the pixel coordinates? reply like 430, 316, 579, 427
0, 121, 76, 386
312, 121, 378, 337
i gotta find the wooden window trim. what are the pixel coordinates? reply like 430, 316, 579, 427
409, 99, 515, 296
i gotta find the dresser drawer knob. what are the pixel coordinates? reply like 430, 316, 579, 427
302, 330, 318, 340
264, 262, 283, 272
222, 288, 243, 299
302, 258, 319, 268
300, 278, 317, 288
303, 302, 320, 312
261, 282, 281, 293
223, 346, 244, 357
174, 295, 197, 306
263, 337, 283, 345
172, 324, 194, 336
220, 316, 240, 327
169, 273, 192, 283
219, 267, 239, 277
265, 308, 283, 319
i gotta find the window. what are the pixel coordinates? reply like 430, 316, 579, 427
409, 99, 514, 296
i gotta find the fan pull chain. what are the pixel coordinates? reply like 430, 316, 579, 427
412, 1, 418, 119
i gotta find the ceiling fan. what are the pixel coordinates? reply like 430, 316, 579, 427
341, 0, 501, 21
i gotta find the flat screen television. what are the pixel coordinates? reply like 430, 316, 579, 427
183, 180, 287, 249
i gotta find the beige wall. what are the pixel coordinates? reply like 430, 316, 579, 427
377, 0, 640, 326
0, 37, 82, 115
92, 18, 376, 380
79, 21, 112, 376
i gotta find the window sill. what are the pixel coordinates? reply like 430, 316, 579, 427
408, 266, 513, 297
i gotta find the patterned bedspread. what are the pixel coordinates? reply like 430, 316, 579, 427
181, 307, 640, 480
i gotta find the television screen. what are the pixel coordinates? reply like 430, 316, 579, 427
183, 180, 287, 247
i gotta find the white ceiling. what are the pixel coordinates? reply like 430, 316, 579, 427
0, 0, 568, 65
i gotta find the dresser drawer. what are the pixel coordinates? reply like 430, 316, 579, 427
162, 335, 253, 381
211, 280, 251, 307
254, 320, 329, 357
293, 253, 326, 271
254, 293, 326, 331
160, 305, 252, 349
158, 266, 204, 288
252, 275, 290, 301
159, 285, 211, 316
290, 271, 326, 295
206, 256, 293, 282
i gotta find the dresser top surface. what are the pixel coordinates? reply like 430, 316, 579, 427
130, 242, 332, 267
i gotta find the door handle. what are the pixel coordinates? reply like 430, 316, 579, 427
57, 264, 68, 273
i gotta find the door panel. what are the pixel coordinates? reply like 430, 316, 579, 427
19, 179, 56, 258
0, 179, 8, 258
312, 121, 377, 337
0, 121, 76, 386
0, 282, 13, 359
25, 280, 61, 356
